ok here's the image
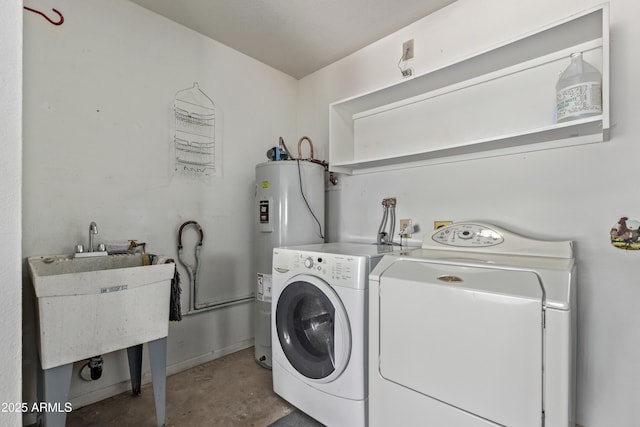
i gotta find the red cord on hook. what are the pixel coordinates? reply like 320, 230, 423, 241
24, 6, 65, 26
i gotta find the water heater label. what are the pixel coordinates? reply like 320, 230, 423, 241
258, 199, 274, 233
259, 200, 269, 223
256, 273, 272, 302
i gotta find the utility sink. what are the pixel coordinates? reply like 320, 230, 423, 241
28, 253, 175, 370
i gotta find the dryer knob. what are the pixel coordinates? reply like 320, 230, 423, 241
303, 257, 314, 268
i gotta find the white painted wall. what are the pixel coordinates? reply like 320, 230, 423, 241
22, 0, 298, 417
298, 0, 640, 426
0, 1, 22, 426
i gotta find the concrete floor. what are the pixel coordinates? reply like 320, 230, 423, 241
66, 347, 294, 427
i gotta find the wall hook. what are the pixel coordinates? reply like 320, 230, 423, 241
24, 6, 65, 26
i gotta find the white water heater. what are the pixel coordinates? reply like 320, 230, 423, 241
253, 160, 325, 368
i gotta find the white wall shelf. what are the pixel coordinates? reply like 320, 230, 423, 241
329, 4, 609, 175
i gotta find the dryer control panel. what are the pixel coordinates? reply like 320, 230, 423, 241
431, 223, 504, 247
419, 222, 573, 258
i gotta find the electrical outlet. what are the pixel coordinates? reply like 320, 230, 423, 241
402, 39, 414, 60
434, 221, 453, 230
400, 219, 413, 238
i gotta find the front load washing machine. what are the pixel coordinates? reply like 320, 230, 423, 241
369, 222, 576, 427
271, 243, 402, 427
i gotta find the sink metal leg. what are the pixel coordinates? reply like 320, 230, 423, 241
148, 337, 167, 427
126, 344, 144, 395
36, 339, 167, 427
41, 362, 73, 427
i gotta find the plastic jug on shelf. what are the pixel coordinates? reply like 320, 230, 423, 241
555, 52, 602, 122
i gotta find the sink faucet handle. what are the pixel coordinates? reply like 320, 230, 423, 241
89, 221, 99, 252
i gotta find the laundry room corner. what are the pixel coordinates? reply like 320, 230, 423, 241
11, 0, 640, 425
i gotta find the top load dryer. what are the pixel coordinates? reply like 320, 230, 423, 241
368, 222, 576, 427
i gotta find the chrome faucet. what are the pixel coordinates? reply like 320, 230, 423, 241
89, 222, 98, 252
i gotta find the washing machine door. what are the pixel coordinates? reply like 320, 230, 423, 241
275, 274, 351, 382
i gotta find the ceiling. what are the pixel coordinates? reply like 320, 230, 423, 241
129, 0, 456, 79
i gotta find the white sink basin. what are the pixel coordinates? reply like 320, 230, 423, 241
28, 253, 175, 370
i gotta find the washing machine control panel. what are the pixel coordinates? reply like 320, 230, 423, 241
432, 223, 504, 247
286, 252, 366, 290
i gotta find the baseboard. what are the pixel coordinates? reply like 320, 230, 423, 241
166, 338, 254, 376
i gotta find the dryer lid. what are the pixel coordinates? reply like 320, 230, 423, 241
381, 260, 545, 301
378, 261, 545, 427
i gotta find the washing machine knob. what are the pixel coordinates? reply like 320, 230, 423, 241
304, 257, 314, 268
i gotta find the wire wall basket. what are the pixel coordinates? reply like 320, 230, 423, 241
174, 83, 216, 178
